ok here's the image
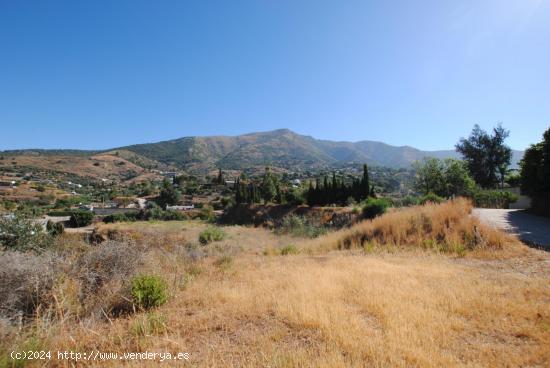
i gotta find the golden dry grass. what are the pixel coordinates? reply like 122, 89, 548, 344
21, 253, 550, 367
2, 201, 549, 368
302, 198, 525, 258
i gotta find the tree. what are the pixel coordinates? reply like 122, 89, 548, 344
216, 168, 225, 185
261, 167, 278, 203
456, 124, 512, 188
491, 125, 513, 189
520, 128, 550, 216
413, 158, 475, 198
305, 164, 371, 206
443, 159, 476, 197
157, 179, 181, 208
413, 158, 446, 196
235, 178, 243, 204
361, 164, 370, 200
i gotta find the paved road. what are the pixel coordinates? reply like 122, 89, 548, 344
472, 209, 550, 251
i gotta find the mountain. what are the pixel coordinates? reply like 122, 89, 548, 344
2, 129, 524, 173
118, 129, 524, 171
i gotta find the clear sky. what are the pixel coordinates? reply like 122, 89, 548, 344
1, 0, 549, 151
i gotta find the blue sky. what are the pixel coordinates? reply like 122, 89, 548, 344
0, 0, 549, 151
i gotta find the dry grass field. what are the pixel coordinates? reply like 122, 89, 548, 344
2, 200, 550, 367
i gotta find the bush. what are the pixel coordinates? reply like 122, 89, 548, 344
419, 193, 445, 205
103, 212, 140, 223
69, 211, 94, 227
198, 227, 226, 245
401, 196, 420, 207
362, 198, 391, 220
0, 216, 52, 251
472, 190, 518, 209
47, 210, 74, 217
199, 205, 215, 222
284, 188, 306, 205
280, 244, 299, 255
131, 275, 167, 310
0, 251, 59, 321
158, 210, 186, 221
77, 241, 140, 316
102, 209, 187, 223
277, 215, 327, 238
46, 220, 64, 237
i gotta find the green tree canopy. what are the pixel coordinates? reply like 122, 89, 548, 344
520, 128, 550, 216
157, 179, 181, 208
413, 158, 475, 198
455, 124, 512, 188
261, 167, 279, 203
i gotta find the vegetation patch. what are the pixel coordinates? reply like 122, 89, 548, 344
280, 244, 300, 256
362, 198, 391, 219
68, 211, 94, 227
277, 215, 327, 238
0, 216, 53, 251
198, 227, 226, 245
131, 275, 168, 310
336, 198, 519, 255
131, 312, 167, 336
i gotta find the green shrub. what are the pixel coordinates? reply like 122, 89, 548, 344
46, 220, 64, 237
69, 211, 94, 227
198, 227, 226, 245
0, 216, 52, 251
47, 210, 74, 217
284, 188, 306, 205
400, 195, 420, 207
280, 244, 299, 255
278, 215, 327, 238
419, 193, 445, 205
199, 205, 215, 222
103, 212, 140, 223
362, 198, 391, 219
131, 275, 168, 310
160, 210, 186, 221
472, 190, 518, 209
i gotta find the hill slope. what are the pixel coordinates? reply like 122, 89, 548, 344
2, 129, 524, 173
120, 129, 524, 171
0, 150, 169, 184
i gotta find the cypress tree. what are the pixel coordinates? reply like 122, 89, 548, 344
323, 176, 329, 204
307, 180, 315, 205
217, 168, 224, 184
235, 178, 242, 204
361, 164, 370, 200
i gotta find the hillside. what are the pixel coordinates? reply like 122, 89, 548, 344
1, 129, 524, 173
0, 150, 169, 184
119, 129, 524, 171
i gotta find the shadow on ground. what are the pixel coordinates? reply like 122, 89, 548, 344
506, 210, 550, 251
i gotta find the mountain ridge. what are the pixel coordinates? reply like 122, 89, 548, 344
1, 129, 524, 172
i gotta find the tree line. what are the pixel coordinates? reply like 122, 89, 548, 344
235, 167, 282, 204
306, 164, 372, 206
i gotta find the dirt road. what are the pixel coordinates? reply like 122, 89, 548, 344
472, 209, 550, 251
